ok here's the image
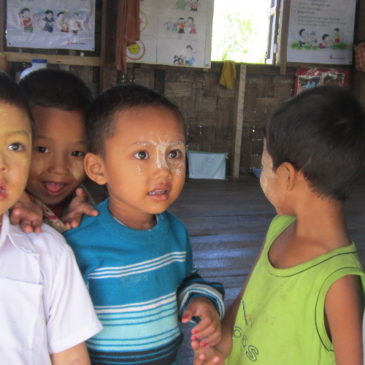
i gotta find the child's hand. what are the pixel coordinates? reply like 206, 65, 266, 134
182, 296, 222, 348
193, 345, 225, 365
62, 187, 98, 230
10, 192, 43, 233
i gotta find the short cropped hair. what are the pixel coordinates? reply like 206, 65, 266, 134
265, 85, 365, 201
0, 71, 33, 126
87, 83, 184, 155
19, 69, 92, 114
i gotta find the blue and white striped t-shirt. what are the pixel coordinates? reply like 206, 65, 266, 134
64, 199, 224, 365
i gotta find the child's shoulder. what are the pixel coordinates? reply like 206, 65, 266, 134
64, 199, 108, 238
265, 215, 296, 240
9, 218, 72, 259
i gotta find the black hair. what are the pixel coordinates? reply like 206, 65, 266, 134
264, 85, 365, 201
44, 10, 53, 15
0, 71, 33, 127
87, 83, 184, 155
19, 68, 92, 115
20, 8, 30, 14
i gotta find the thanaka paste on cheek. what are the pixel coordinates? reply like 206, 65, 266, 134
260, 174, 267, 193
69, 159, 85, 183
136, 166, 142, 175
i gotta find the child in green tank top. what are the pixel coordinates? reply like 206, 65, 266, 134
193, 86, 365, 365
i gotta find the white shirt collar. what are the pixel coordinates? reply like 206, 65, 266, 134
0, 211, 37, 255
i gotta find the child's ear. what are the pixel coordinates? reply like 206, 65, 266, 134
277, 162, 297, 191
84, 153, 107, 185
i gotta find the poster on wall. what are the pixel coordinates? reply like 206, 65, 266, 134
127, 0, 213, 68
287, 0, 356, 65
6, 0, 95, 51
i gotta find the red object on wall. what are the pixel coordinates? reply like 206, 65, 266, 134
294, 67, 350, 95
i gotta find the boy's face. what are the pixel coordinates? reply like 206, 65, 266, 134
87, 106, 186, 227
26, 106, 87, 206
0, 102, 32, 216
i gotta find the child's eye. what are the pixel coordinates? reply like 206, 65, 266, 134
36, 146, 49, 153
71, 151, 85, 157
134, 150, 149, 160
8, 143, 25, 152
169, 149, 182, 159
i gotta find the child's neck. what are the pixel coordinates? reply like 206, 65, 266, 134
111, 209, 157, 230
115, 214, 157, 230
270, 197, 350, 269
294, 197, 350, 249
108, 200, 158, 230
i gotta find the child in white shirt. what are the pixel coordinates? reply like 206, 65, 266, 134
0, 72, 101, 364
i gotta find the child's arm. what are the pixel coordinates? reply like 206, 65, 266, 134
177, 272, 225, 346
193, 290, 243, 364
62, 187, 98, 229
51, 342, 90, 365
325, 275, 364, 365
182, 296, 221, 347
10, 191, 43, 232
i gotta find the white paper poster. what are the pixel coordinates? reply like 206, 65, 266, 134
6, 0, 95, 51
287, 0, 356, 64
127, 0, 214, 68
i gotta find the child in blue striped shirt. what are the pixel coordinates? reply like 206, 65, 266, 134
64, 83, 225, 364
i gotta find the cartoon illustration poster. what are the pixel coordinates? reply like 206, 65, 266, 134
287, 0, 356, 65
6, 0, 95, 51
127, 0, 213, 68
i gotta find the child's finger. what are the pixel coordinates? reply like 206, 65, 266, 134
193, 349, 206, 365
19, 220, 33, 233
197, 331, 221, 348
63, 214, 83, 229
20, 220, 43, 233
182, 311, 193, 323
192, 319, 221, 341
191, 339, 200, 351
75, 186, 88, 200
82, 205, 99, 217
9, 210, 21, 225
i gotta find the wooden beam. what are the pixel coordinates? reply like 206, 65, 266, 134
0, 0, 5, 52
279, 0, 291, 75
4, 52, 101, 67
99, 0, 108, 91
232, 64, 246, 179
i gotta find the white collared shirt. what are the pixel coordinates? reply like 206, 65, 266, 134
0, 211, 102, 364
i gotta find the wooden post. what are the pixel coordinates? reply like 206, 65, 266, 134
99, 0, 108, 92
232, 64, 246, 179
0, 0, 5, 52
279, 0, 291, 75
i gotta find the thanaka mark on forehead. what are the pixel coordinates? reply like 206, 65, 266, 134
7, 129, 31, 137
135, 139, 185, 147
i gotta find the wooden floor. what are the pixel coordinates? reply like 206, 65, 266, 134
171, 175, 365, 364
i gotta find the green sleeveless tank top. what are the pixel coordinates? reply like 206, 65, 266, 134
227, 215, 365, 365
